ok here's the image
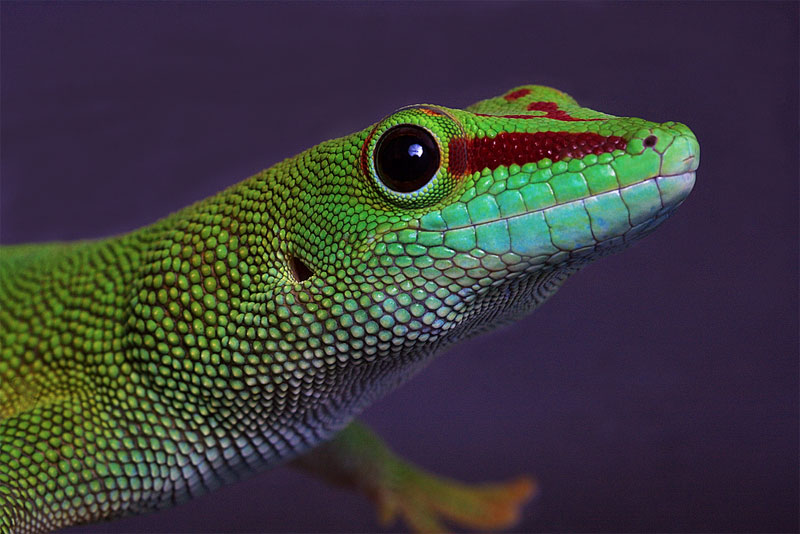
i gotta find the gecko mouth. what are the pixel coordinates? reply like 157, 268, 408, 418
438, 171, 695, 233
428, 170, 695, 266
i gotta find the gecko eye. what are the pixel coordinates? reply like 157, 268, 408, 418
375, 125, 441, 193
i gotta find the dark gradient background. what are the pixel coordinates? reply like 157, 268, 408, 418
1, 2, 797, 533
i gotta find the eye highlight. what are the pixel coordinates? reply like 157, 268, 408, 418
374, 125, 441, 193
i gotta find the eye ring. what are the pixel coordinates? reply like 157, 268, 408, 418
374, 125, 441, 193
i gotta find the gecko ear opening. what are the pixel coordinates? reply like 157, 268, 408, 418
289, 255, 314, 282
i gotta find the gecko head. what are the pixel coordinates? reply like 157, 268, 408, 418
335, 86, 698, 337
265, 85, 697, 392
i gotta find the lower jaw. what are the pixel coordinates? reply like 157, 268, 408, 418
485, 170, 696, 274
554, 170, 695, 264
428, 170, 695, 293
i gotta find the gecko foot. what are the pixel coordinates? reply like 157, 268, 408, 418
374, 466, 537, 533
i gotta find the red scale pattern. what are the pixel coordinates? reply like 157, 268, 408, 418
503, 88, 531, 101
526, 101, 603, 122
453, 132, 627, 174
475, 103, 602, 122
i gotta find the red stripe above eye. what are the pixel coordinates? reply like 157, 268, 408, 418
449, 132, 627, 175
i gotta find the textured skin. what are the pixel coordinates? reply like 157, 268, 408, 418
0, 86, 698, 533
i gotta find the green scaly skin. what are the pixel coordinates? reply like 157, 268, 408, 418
0, 86, 698, 533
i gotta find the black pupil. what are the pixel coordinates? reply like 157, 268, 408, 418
375, 125, 440, 193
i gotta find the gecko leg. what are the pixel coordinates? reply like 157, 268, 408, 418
290, 421, 536, 533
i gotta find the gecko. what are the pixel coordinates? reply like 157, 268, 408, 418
0, 85, 699, 533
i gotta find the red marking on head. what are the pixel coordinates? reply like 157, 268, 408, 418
504, 88, 531, 101
526, 101, 602, 121
476, 113, 545, 119
419, 108, 443, 116
450, 132, 626, 174
447, 137, 469, 177
474, 102, 602, 121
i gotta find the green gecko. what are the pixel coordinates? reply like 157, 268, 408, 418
0, 85, 698, 533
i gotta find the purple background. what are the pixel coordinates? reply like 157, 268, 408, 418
2, 2, 797, 532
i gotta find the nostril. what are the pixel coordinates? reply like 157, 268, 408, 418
643, 135, 657, 148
